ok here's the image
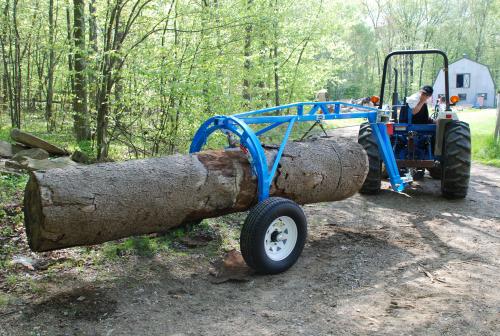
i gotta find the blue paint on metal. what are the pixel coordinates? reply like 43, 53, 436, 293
371, 123, 405, 192
190, 101, 407, 201
268, 117, 297, 190
255, 121, 287, 136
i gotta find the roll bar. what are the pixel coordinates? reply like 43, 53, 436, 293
379, 49, 450, 111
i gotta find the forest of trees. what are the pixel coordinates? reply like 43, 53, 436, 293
0, 0, 498, 160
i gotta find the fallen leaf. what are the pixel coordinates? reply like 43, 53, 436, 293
210, 249, 254, 284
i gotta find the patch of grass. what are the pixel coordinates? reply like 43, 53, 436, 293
1, 174, 28, 271
0, 113, 130, 161
27, 278, 46, 294
6, 274, 19, 286
0, 292, 9, 306
75, 140, 97, 162
472, 134, 500, 167
458, 109, 499, 167
101, 234, 174, 260
0, 174, 28, 203
204, 213, 245, 253
98, 218, 227, 261
0, 124, 11, 141
458, 109, 496, 135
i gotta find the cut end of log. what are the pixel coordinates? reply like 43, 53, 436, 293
25, 172, 69, 251
24, 173, 45, 252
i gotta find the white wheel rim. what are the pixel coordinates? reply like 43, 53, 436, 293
264, 216, 298, 261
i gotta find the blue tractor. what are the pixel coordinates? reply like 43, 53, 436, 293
358, 49, 471, 198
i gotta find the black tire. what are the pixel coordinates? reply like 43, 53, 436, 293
441, 121, 471, 199
358, 122, 382, 194
240, 197, 307, 274
427, 167, 442, 179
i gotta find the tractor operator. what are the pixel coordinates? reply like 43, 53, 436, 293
407, 85, 434, 124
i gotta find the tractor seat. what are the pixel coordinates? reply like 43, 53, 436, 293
398, 104, 409, 123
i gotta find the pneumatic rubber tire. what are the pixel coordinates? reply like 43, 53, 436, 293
240, 197, 307, 274
358, 122, 382, 194
441, 121, 471, 199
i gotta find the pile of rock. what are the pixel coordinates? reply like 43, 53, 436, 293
0, 129, 88, 174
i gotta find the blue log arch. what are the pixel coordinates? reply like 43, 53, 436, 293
189, 115, 272, 200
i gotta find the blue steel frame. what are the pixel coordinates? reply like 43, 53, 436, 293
190, 101, 408, 201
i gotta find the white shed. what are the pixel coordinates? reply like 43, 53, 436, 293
432, 56, 496, 107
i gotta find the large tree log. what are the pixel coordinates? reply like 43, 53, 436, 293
24, 138, 368, 252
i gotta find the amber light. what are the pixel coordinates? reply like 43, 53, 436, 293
371, 96, 380, 105
450, 95, 460, 104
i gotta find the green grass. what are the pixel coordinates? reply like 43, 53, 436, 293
0, 174, 28, 202
458, 109, 500, 167
1, 113, 97, 161
0, 292, 9, 306
101, 236, 171, 259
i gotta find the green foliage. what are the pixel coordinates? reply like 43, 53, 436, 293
0, 123, 10, 142
0, 174, 28, 205
0, 0, 498, 160
75, 140, 96, 161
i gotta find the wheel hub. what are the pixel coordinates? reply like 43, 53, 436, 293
264, 216, 298, 261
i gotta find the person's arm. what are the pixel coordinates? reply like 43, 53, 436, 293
412, 94, 428, 115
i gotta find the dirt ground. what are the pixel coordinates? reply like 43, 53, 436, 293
1, 127, 499, 336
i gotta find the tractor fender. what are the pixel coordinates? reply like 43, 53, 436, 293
435, 118, 453, 156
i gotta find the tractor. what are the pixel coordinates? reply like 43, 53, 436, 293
358, 49, 471, 198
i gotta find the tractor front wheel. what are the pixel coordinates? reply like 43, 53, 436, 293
358, 122, 382, 194
240, 197, 307, 274
441, 121, 471, 199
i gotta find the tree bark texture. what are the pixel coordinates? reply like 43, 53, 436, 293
45, 0, 55, 131
24, 138, 368, 252
72, 0, 90, 141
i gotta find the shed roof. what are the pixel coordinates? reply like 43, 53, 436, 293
434, 56, 496, 90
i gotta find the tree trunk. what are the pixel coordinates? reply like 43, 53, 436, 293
46, 0, 55, 131
24, 139, 368, 252
72, 0, 90, 141
272, 0, 279, 106
66, 3, 75, 95
88, 0, 98, 112
12, 0, 22, 129
242, 0, 253, 104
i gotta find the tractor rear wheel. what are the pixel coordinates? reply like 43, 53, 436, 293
358, 122, 382, 194
441, 121, 471, 199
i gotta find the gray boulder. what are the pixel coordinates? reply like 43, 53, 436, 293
12, 148, 50, 161
0, 140, 14, 158
70, 150, 90, 164
0, 158, 24, 175
6, 156, 79, 172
